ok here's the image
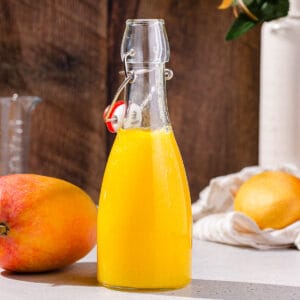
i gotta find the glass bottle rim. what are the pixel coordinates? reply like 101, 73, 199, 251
126, 19, 165, 25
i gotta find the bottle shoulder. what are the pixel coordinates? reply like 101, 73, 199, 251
262, 17, 300, 41
262, 17, 300, 31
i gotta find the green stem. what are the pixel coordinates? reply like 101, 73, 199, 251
0, 223, 9, 236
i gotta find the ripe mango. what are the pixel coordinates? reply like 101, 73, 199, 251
0, 174, 97, 272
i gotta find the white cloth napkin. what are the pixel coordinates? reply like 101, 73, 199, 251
192, 165, 300, 250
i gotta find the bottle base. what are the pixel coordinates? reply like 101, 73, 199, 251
100, 279, 191, 292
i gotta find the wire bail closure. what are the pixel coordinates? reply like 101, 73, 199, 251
103, 49, 173, 132
104, 50, 136, 123
104, 72, 134, 123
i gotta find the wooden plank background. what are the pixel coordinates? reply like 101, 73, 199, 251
0, 0, 260, 202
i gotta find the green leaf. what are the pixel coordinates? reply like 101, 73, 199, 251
224, 0, 289, 41
260, 0, 289, 21
226, 14, 257, 40
244, 0, 255, 6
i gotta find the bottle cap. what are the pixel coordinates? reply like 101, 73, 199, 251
103, 100, 126, 133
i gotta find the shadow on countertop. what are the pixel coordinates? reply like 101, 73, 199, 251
157, 279, 300, 299
1, 262, 98, 287
2, 266, 300, 299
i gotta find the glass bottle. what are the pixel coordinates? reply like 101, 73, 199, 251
98, 19, 192, 290
260, 0, 300, 166
0, 94, 42, 174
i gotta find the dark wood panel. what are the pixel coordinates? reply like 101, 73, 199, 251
108, 0, 260, 201
0, 0, 260, 203
0, 0, 108, 201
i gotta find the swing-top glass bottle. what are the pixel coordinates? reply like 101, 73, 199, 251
98, 19, 192, 290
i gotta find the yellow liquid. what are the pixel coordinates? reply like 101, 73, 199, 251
97, 128, 192, 290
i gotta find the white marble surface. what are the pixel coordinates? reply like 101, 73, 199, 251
1, 239, 300, 300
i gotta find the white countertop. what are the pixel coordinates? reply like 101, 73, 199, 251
1, 239, 300, 300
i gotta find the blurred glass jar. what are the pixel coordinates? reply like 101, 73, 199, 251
0, 94, 42, 175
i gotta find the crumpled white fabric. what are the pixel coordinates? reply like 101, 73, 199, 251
192, 165, 300, 250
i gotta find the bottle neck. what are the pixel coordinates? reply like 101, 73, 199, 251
289, 0, 300, 18
123, 63, 170, 130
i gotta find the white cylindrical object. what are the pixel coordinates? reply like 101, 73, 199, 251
259, 0, 300, 167
289, 0, 300, 17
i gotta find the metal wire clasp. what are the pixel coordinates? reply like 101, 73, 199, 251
104, 48, 174, 123
104, 72, 134, 122
104, 50, 136, 122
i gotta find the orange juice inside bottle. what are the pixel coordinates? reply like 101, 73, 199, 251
98, 127, 191, 289
98, 19, 192, 290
